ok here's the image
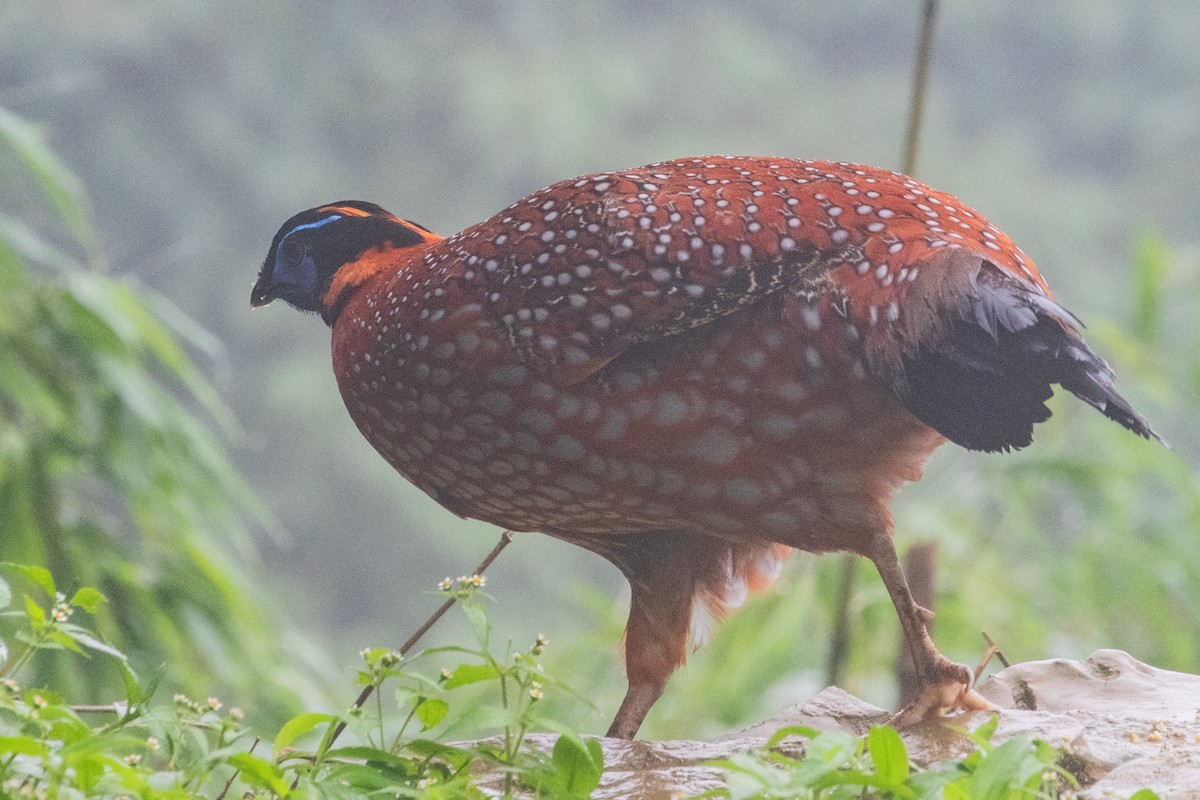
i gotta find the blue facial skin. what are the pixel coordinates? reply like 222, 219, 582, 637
270, 214, 342, 307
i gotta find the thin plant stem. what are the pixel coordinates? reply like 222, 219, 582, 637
323, 530, 514, 751
70, 705, 123, 714
901, 0, 941, 176
215, 737, 259, 800
825, 0, 941, 693
825, 555, 857, 688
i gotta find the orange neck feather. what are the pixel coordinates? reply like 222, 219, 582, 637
322, 225, 444, 312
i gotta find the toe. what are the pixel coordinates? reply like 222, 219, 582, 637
890, 662, 998, 728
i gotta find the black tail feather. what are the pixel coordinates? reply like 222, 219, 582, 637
901, 271, 1161, 453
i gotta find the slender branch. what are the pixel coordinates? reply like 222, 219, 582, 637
216, 737, 260, 800
830, 0, 940, 695
324, 530, 514, 750
972, 631, 1011, 684
824, 554, 857, 688
900, 0, 941, 175
982, 630, 1011, 668
831, 0, 942, 696
70, 704, 124, 714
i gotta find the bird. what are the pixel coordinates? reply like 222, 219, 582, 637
251, 155, 1160, 739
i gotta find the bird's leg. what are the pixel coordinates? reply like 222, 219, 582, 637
605, 572, 693, 739
866, 531, 996, 726
601, 533, 699, 739
607, 680, 668, 740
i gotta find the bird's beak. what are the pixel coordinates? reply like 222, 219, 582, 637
250, 272, 274, 308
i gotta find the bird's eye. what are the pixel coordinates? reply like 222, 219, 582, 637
278, 238, 305, 267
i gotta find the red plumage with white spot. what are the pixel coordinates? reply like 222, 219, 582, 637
253, 156, 1159, 738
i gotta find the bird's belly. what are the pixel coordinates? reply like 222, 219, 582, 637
338, 304, 943, 554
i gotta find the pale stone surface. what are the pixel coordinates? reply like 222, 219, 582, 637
478, 650, 1199, 798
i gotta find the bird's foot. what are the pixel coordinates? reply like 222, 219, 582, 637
891, 658, 997, 728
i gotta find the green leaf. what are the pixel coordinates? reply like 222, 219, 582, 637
0, 213, 84, 272
0, 736, 50, 756
443, 662, 500, 689
968, 737, 1035, 800
764, 724, 820, 749
325, 745, 422, 775
1126, 790, 1163, 800
813, 767, 888, 792
804, 729, 860, 766
23, 595, 46, 629
45, 627, 87, 654
548, 733, 604, 797
401, 739, 475, 770
70, 586, 106, 614
3, 563, 56, 599
67, 630, 128, 660
967, 713, 1000, 747
943, 780, 972, 800
70, 753, 106, 792
118, 660, 143, 705
0, 107, 98, 255
906, 767, 961, 796
274, 711, 337, 759
413, 696, 449, 731
227, 752, 291, 795
321, 763, 405, 791
866, 725, 909, 787
460, 600, 491, 648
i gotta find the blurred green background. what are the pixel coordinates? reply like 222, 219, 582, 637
1, 0, 1198, 738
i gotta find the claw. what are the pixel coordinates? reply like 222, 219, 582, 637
891, 662, 998, 728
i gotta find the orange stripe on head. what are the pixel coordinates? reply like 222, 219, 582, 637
318, 204, 445, 244
398, 218, 445, 243
319, 204, 374, 218
375, 218, 446, 247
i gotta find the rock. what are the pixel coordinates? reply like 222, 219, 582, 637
473, 650, 1199, 797
729, 649, 1200, 796
976, 649, 1200, 796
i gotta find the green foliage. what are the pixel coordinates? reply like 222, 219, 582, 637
0, 564, 1170, 799
0, 566, 601, 799
0, 107, 315, 720
708, 716, 1114, 800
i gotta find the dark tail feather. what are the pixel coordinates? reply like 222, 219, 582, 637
901, 271, 1163, 452
1057, 353, 1162, 444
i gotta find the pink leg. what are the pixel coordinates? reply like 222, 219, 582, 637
867, 530, 996, 725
